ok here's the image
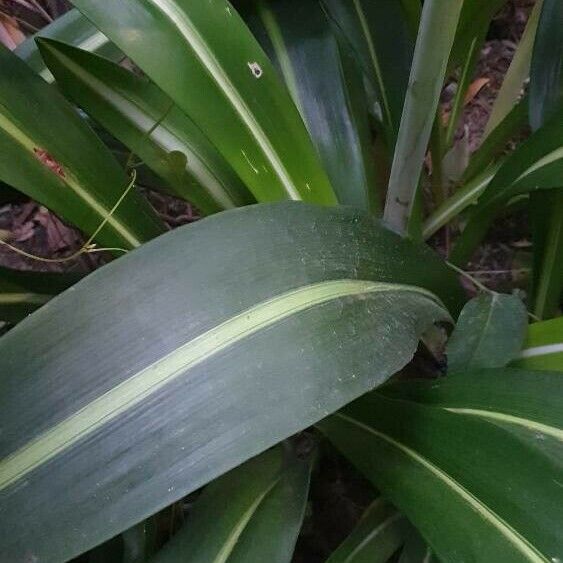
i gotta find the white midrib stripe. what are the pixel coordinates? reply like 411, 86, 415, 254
214, 478, 280, 563
52, 49, 237, 209
334, 412, 548, 562
519, 343, 563, 358
0, 280, 441, 491
443, 408, 563, 441
147, 0, 302, 200
513, 147, 563, 185
0, 108, 141, 247
345, 512, 403, 562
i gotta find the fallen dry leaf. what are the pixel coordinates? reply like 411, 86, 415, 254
0, 13, 25, 49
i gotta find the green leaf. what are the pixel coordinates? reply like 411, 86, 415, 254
451, 106, 563, 265
449, 0, 507, 70
152, 444, 312, 563
398, 530, 436, 563
0, 202, 459, 562
327, 498, 411, 563
482, 0, 543, 139
0, 46, 165, 251
320, 0, 415, 145
511, 317, 563, 371
529, 0, 563, 129
319, 368, 563, 562
69, 0, 336, 205
528, 0, 563, 319
241, 0, 378, 212
0, 265, 83, 324
383, 0, 463, 235
14, 8, 122, 82
38, 39, 253, 215
446, 293, 528, 373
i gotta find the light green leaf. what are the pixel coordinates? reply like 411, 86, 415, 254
319, 368, 563, 562
69, 0, 336, 205
0, 45, 165, 251
327, 498, 411, 563
511, 317, 563, 371
38, 39, 253, 215
383, 0, 463, 235
152, 444, 312, 563
14, 8, 122, 82
242, 0, 378, 211
446, 293, 528, 373
0, 202, 459, 562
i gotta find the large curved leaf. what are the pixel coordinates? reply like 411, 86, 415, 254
38, 39, 253, 215
0, 266, 83, 324
152, 444, 312, 563
512, 317, 563, 371
241, 0, 378, 211
0, 202, 460, 562
319, 368, 563, 562
0, 46, 164, 251
69, 0, 336, 205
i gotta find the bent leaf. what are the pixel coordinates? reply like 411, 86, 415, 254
38, 39, 253, 215
446, 293, 528, 373
14, 8, 122, 82
512, 317, 563, 371
70, 0, 336, 205
243, 0, 378, 211
0, 266, 83, 324
0, 202, 459, 562
0, 46, 164, 251
152, 444, 312, 563
327, 498, 411, 563
319, 368, 563, 562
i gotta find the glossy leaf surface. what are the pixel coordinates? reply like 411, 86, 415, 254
243, 0, 377, 211
0, 46, 164, 251
69, 0, 336, 205
153, 445, 312, 563
320, 0, 414, 145
320, 368, 563, 562
39, 39, 253, 215
14, 8, 122, 82
0, 202, 458, 562
446, 293, 528, 373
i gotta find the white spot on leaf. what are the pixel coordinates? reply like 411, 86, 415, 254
247, 61, 263, 78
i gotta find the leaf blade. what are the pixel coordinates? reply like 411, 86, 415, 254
0, 202, 458, 562
69, 0, 336, 205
